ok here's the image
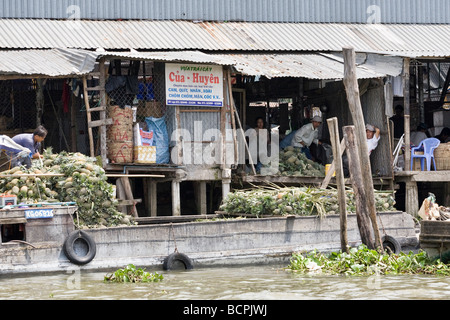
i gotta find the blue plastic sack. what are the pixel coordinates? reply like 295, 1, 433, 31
145, 116, 170, 164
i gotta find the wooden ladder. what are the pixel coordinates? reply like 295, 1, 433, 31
82, 58, 112, 163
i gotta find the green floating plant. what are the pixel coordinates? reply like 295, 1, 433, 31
104, 264, 164, 283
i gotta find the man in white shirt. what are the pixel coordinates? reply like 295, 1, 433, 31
291, 116, 322, 159
410, 123, 429, 147
366, 124, 380, 155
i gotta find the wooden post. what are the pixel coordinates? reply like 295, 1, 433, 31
320, 138, 346, 189
82, 76, 95, 157
327, 117, 348, 253
344, 126, 375, 249
70, 93, 78, 152
120, 177, 138, 217
342, 47, 383, 250
405, 180, 419, 218
98, 58, 108, 166
172, 179, 181, 216
149, 179, 157, 217
403, 58, 411, 169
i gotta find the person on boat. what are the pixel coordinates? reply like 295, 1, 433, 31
435, 127, 450, 143
253, 117, 270, 173
10, 125, 47, 168
365, 123, 380, 155
291, 116, 322, 160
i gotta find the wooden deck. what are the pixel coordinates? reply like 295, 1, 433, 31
394, 170, 450, 217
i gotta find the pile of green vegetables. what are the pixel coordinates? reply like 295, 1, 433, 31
0, 148, 132, 228
276, 146, 325, 177
287, 245, 450, 275
220, 185, 396, 217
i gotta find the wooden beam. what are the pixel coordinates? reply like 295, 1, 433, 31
327, 117, 348, 253
99, 58, 108, 167
82, 76, 95, 157
342, 47, 383, 250
344, 125, 375, 249
403, 58, 411, 167
120, 176, 138, 217
320, 138, 346, 189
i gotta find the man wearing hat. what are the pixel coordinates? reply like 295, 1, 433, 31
291, 116, 322, 159
366, 123, 380, 155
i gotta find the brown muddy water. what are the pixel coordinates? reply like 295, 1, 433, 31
1, 264, 450, 300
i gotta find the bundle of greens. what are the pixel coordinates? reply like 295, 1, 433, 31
0, 148, 133, 228
219, 185, 396, 217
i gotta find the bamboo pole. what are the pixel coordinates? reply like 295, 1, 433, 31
342, 47, 383, 250
327, 117, 348, 253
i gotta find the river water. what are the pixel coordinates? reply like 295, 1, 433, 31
1, 264, 450, 300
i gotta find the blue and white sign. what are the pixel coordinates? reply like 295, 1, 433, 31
25, 208, 54, 219
165, 63, 223, 107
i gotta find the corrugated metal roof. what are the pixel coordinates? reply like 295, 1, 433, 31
0, 48, 98, 76
211, 53, 401, 79
0, 0, 448, 24
0, 48, 399, 80
0, 19, 449, 58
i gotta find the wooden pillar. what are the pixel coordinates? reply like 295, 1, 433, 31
70, 93, 78, 152
149, 179, 157, 217
342, 47, 383, 250
98, 58, 108, 166
194, 181, 207, 215
172, 179, 181, 216
405, 180, 419, 217
403, 58, 411, 169
327, 117, 348, 253
116, 178, 127, 214
344, 125, 375, 249
120, 177, 138, 217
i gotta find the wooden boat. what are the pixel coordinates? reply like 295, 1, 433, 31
419, 220, 450, 263
0, 204, 419, 275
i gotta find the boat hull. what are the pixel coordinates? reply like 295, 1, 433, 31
0, 210, 418, 274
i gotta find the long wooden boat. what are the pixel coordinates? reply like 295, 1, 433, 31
0, 205, 419, 275
419, 220, 450, 263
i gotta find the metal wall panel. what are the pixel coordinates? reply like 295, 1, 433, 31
0, 0, 449, 24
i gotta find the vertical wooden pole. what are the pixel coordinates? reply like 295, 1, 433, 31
99, 58, 108, 166
342, 47, 383, 250
403, 58, 411, 169
70, 93, 78, 152
172, 179, 181, 216
149, 179, 157, 217
82, 76, 95, 157
327, 117, 348, 253
344, 126, 375, 249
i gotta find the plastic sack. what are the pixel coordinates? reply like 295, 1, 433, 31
145, 116, 169, 164
418, 193, 440, 220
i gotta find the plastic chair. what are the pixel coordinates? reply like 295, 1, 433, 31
410, 137, 440, 171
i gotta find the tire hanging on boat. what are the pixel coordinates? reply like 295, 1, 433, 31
382, 235, 401, 254
63, 230, 97, 265
163, 251, 193, 270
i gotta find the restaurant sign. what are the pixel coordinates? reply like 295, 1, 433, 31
165, 63, 223, 107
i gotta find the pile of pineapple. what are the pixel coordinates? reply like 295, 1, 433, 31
0, 149, 133, 228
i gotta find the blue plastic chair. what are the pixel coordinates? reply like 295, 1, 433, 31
410, 137, 440, 171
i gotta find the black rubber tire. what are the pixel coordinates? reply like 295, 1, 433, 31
63, 230, 96, 265
163, 252, 193, 270
382, 235, 401, 254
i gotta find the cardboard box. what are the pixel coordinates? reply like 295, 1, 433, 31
134, 146, 156, 164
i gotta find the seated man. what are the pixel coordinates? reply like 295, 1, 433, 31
365, 123, 380, 155
291, 116, 322, 160
410, 123, 429, 147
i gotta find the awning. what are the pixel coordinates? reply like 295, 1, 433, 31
0, 48, 402, 80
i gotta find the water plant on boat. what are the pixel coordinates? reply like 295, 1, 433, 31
287, 245, 450, 276
104, 264, 164, 283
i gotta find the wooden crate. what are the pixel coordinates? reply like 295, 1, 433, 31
134, 146, 156, 164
